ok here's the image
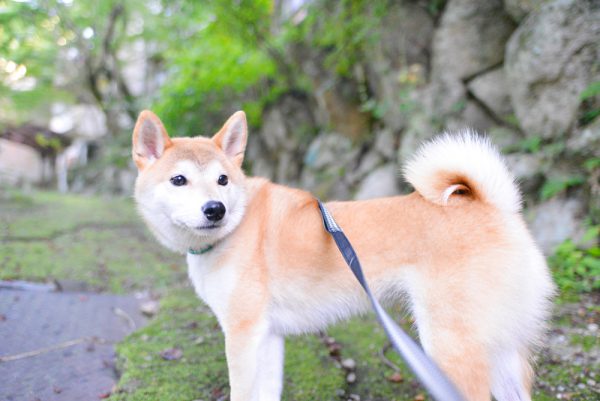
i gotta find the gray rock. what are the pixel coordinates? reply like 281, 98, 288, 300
346, 150, 383, 185
354, 164, 401, 200
363, 2, 434, 131
261, 94, 315, 153
373, 128, 397, 160
487, 127, 523, 151
301, 132, 358, 199
567, 117, 600, 157
467, 67, 514, 121
431, 0, 516, 113
505, 153, 544, 181
505, 0, 600, 138
398, 112, 436, 164
341, 358, 357, 371
303, 133, 354, 170
526, 195, 587, 254
444, 101, 497, 134
503, 0, 547, 21
505, 153, 545, 193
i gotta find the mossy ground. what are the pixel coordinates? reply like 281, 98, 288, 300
0, 188, 183, 293
2, 188, 598, 400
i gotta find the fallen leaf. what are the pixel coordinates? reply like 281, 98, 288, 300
159, 347, 183, 360
387, 372, 404, 383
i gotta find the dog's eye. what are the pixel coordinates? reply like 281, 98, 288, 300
217, 175, 228, 186
170, 175, 187, 186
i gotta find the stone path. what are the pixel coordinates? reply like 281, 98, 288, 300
0, 286, 146, 401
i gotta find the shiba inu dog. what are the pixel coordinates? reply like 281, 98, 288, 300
132, 110, 554, 401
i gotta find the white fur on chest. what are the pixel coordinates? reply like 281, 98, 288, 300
187, 252, 237, 325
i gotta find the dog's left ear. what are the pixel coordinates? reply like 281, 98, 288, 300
212, 111, 247, 167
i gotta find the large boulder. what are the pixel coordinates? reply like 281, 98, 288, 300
467, 67, 514, 123
430, 0, 516, 114
354, 164, 401, 200
505, 0, 600, 139
290, 45, 370, 141
527, 195, 587, 254
503, 0, 547, 22
248, 93, 317, 184
363, 2, 434, 131
301, 132, 359, 199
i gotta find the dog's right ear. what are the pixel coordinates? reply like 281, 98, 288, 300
132, 110, 172, 170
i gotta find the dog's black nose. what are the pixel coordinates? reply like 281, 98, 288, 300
202, 201, 226, 222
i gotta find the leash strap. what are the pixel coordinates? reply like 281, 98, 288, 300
317, 201, 465, 401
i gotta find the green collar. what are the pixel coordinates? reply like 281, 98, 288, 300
188, 244, 214, 255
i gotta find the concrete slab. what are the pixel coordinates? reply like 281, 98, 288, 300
0, 289, 146, 401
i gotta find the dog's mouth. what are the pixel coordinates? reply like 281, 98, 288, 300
193, 224, 221, 231
171, 217, 223, 232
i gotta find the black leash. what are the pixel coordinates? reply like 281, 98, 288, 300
317, 201, 465, 401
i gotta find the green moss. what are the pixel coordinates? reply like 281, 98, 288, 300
112, 290, 427, 400
111, 290, 230, 401
570, 334, 600, 353
0, 188, 182, 293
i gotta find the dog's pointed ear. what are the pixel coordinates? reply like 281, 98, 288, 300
212, 111, 247, 167
132, 110, 172, 170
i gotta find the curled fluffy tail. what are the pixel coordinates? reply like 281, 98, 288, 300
403, 131, 521, 213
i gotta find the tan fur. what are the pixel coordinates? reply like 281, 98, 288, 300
133, 111, 554, 401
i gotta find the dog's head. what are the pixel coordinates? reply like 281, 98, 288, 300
132, 110, 248, 253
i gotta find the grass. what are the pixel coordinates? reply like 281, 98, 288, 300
0, 188, 184, 293
110, 288, 426, 401
2, 187, 599, 400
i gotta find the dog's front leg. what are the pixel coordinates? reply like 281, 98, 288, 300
225, 322, 284, 401
256, 332, 284, 401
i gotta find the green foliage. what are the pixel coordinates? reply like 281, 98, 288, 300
359, 98, 387, 119
517, 136, 543, 153
584, 157, 600, 171
285, 0, 387, 76
147, 0, 278, 135
34, 133, 63, 151
579, 80, 600, 101
539, 175, 584, 201
549, 227, 600, 299
579, 80, 600, 124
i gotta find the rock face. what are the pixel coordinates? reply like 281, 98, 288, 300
527, 195, 587, 254
505, 0, 600, 138
430, 0, 516, 114
251, 0, 600, 251
503, 0, 546, 21
467, 67, 514, 122
363, 2, 434, 132
354, 164, 400, 200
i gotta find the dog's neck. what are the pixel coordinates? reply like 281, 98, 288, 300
188, 243, 215, 255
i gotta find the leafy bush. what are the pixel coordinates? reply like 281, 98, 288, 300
549, 226, 600, 298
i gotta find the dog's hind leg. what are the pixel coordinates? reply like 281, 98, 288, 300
403, 271, 492, 400
418, 327, 492, 401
